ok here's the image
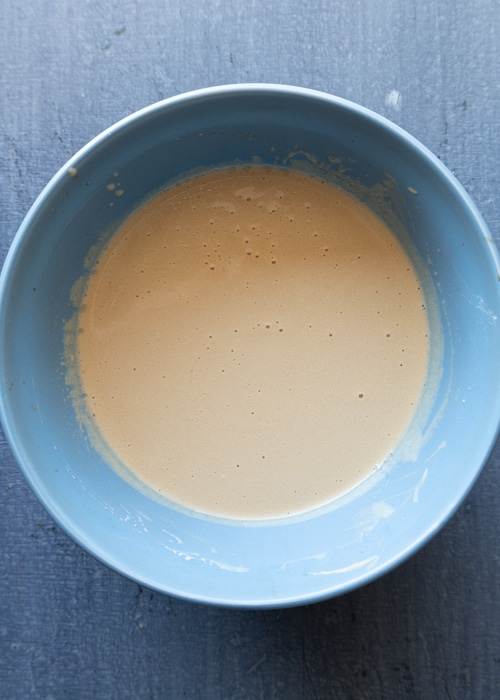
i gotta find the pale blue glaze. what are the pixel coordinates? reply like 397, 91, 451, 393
1, 85, 499, 607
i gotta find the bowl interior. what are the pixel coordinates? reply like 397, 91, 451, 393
1, 85, 500, 607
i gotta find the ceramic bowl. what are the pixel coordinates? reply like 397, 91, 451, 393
1, 84, 499, 607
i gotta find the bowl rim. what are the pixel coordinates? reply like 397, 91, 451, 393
1, 83, 500, 608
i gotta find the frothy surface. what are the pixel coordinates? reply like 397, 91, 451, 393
77, 166, 429, 518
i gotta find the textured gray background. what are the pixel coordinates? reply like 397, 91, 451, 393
1, 1, 499, 698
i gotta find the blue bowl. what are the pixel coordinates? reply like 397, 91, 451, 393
1, 85, 499, 608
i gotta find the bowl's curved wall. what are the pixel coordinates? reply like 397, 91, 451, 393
1, 85, 499, 607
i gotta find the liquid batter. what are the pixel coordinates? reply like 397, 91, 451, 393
76, 166, 429, 518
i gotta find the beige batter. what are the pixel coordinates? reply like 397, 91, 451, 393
77, 166, 430, 519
